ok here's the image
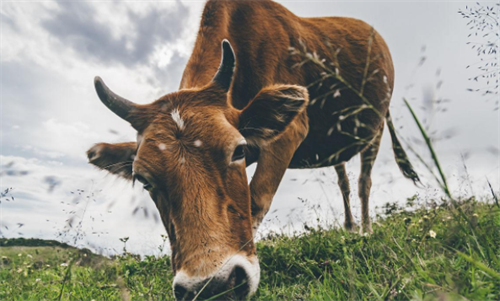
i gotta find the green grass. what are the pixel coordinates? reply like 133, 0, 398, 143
256, 198, 499, 301
1, 198, 499, 300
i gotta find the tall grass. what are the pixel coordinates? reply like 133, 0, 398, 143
401, 99, 500, 299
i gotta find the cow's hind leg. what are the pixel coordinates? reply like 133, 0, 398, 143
334, 163, 358, 232
359, 128, 383, 234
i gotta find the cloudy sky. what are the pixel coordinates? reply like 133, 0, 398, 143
1, 0, 498, 255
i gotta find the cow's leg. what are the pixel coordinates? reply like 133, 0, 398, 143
249, 118, 308, 237
358, 128, 383, 234
334, 164, 358, 232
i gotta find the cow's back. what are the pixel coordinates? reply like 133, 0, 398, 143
180, 0, 395, 166
290, 16, 395, 167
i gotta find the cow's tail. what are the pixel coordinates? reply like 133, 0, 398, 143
386, 110, 421, 184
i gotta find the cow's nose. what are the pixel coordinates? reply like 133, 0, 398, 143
172, 255, 260, 300
173, 267, 249, 300
173, 283, 194, 300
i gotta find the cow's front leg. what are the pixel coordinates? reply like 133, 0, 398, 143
249, 115, 308, 236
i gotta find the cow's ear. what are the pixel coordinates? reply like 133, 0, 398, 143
87, 142, 137, 180
239, 84, 308, 143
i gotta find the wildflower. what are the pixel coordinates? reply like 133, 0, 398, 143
17, 268, 23, 273
60, 263, 68, 267
18, 253, 22, 257
27, 254, 32, 258
472, 213, 478, 217
35, 278, 41, 282
429, 230, 436, 238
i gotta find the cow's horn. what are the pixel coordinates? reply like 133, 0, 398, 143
212, 39, 235, 91
94, 76, 136, 121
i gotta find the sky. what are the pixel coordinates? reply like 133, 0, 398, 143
0, 0, 498, 256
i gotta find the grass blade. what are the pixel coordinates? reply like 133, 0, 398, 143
455, 250, 500, 280
403, 99, 451, 199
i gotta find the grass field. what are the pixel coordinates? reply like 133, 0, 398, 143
1, 197, 498, 300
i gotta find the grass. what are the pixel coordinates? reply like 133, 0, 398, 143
1, 197, 499, 300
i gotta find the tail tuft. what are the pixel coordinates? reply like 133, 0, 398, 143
386, 110, 420, 185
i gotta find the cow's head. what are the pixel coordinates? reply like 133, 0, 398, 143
87, 40, 308, 299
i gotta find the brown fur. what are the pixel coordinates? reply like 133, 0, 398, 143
88, 0, 417, 296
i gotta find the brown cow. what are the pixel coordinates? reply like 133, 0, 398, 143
87, 0, 418, 299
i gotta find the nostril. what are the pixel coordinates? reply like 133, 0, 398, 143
173, 284, 189, 300
234, 266, 247, 285
232, 266, 250, 297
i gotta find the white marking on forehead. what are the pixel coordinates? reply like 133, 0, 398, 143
179, 157, 186, 164
171, 108, 185, 130
194, 140, 202, 147
158, 143, 167, 151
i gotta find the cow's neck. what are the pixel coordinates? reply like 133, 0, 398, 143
179, 1, 234, 91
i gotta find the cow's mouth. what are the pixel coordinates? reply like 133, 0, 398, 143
174, 271, 248, 301
173, 255, 260, 300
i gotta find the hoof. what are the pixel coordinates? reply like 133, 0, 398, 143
344, 222, 359, 233
360, 223, 373, 235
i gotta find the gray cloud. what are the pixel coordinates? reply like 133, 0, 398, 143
0, 11, 19, 32
1, 61, 55, 122
149, 51, 188, 93
42, 1, 189, 67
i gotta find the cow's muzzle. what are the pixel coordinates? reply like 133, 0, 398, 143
172, 254, 260, 300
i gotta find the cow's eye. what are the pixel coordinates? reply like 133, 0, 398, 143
231, 145, 246, 162
134, 174, 152, 190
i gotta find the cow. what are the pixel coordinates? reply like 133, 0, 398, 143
86, 0, 419, 299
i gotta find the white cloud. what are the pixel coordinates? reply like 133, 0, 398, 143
20, 145, 65, 159
0, 154, 165, 255
37, 119, 99, 159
